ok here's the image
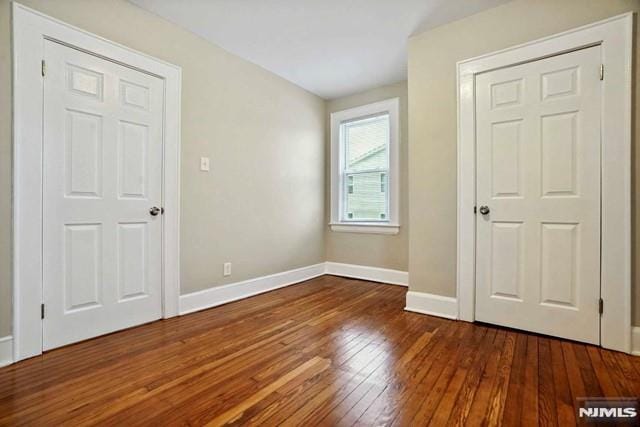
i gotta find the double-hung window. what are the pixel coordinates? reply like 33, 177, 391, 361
330, 98, 400, 234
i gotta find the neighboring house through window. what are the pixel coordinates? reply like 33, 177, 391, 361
330, 98, 400, 234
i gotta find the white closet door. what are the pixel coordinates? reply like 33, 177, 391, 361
43, 40, 164, 350
475, 46, 602, 344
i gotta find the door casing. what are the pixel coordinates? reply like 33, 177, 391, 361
456, 13, 633, 353
12, 3, 182, 361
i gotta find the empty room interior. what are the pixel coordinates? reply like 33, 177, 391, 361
1, 0, 640, 425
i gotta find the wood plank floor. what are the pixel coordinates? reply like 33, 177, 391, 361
0, 276, 639, 426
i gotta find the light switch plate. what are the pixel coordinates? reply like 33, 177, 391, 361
200, 157, 210, 172
223, 262, 231, 277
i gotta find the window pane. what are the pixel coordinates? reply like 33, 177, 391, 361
345, 171, 388, 221
343, 114, 389, 173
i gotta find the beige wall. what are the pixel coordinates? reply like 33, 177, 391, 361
325, 81, 409, 271
407, 0, 640, 324
0, 0, 326, 337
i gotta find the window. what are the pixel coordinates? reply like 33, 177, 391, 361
343, 114, 389, 221
330, 98, 399, 234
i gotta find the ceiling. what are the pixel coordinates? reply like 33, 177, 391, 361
130, 0, 511, 99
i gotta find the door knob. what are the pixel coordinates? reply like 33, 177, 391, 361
149, 206, 161, 216
479, 205, 490, 215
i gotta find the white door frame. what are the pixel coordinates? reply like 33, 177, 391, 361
12, 3, 182, 361
457, 13, 633, 353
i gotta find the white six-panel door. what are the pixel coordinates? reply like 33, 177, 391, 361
43, 40, 164, 350
475, 46, 602, 344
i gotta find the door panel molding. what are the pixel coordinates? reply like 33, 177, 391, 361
457, 13, 633, 353
12, 3, 181, 361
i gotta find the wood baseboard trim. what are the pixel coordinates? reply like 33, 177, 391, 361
405, 291, 458, 320
325, 262, 408, 286
179, 263, 326, 315
0, 336, 13, 367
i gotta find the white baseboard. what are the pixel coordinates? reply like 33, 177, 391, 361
0, 336, 13, 367
180, 262, 409, 315
632, 327, 640, 356
325, 262, 408, 286
405, 291, 458, 320
179, 263, 326, 315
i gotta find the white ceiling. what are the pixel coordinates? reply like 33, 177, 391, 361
130, 0, 511, 99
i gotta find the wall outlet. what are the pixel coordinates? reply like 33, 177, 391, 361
200, 157, 210, 172
223, 262, 231, 277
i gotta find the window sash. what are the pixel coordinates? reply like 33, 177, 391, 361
339, 113, 391, 223
341, 115, 390, 174
341, 169, 390, 223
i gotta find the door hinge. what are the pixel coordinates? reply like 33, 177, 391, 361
473, 206, 477, 214
599, 63, 604, 81
41, 303, 45, 319
598, 298, 603, 315
161, 207, 165, 215
41, 59, 46, 77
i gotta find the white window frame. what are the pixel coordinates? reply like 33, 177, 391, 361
456, 13, 633, 353
330, 98, 400, 235
12, 3, 182, 362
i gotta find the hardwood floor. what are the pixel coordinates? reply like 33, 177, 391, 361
0, 276, 638, 426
